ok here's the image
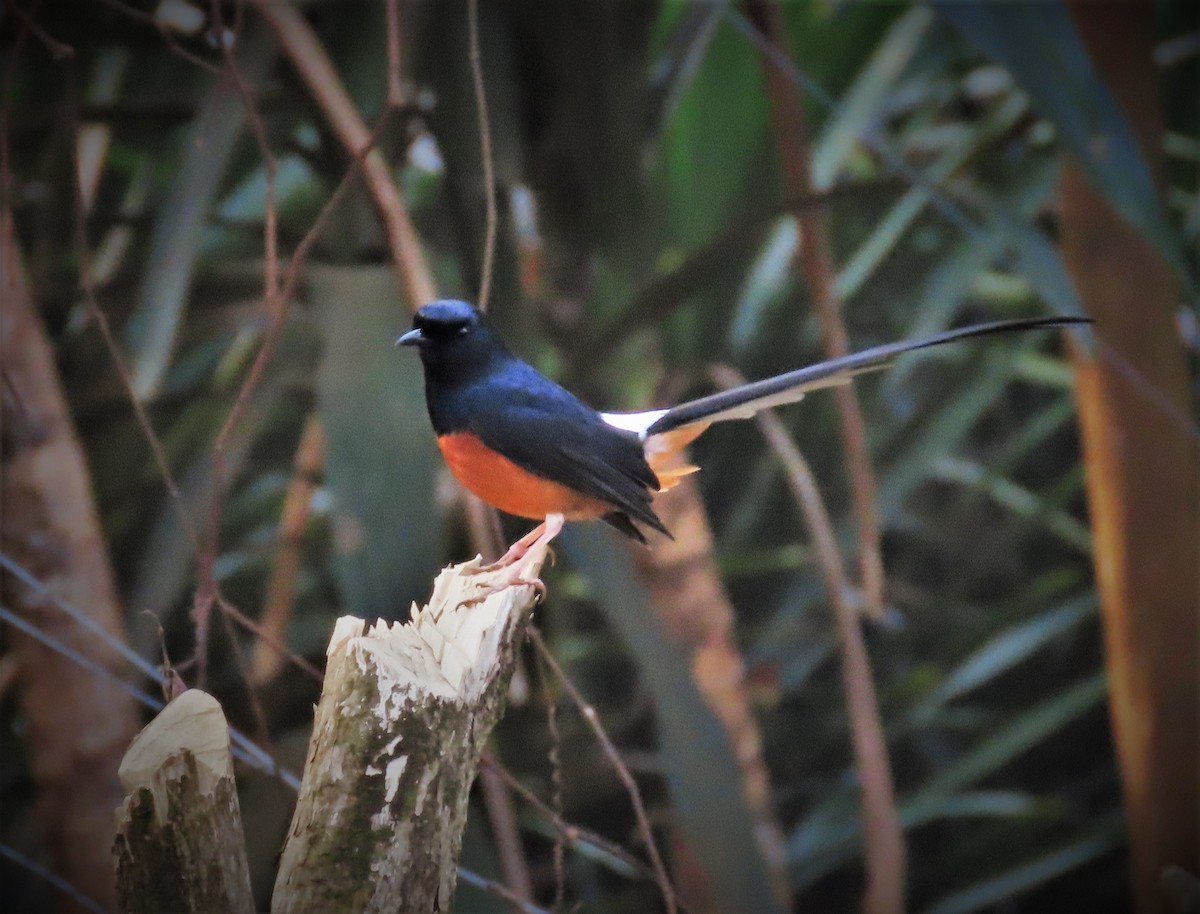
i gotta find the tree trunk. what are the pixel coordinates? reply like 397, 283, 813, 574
1061, 4, 1199, 912
271, 552, 546, 913
113, 690, 255, 914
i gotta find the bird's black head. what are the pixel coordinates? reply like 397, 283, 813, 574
396, 299, 510, 384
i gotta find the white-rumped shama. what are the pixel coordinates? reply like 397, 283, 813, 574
398, 299, 1088, 575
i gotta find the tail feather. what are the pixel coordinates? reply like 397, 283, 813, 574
644, 316, 1091, 438
643, 421, 708, 492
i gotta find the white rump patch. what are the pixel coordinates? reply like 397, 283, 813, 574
601, 409, 669, 439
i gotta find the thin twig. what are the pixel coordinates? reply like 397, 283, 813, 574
479, 750, 536, 911
544, 678, 566, 910
480, 756, 657, 884
215, 595, 276, 762
0, 843, 106, 914
252, 0, 437, 308
0, 600, 301, 788
0, 552, 303, 788
7, 0, 74, 60
384, 0, 405, 109
747, 0, 886, 618
184, 0, 282, 686
251, 413, 325, 684
70, 115, 201, 558
456, 868, 556, 914
194, 109, 392, 682
528, 627, 679, 914
92, 0, 225, 76
467, 0, 498, 310
710, 363, 905, 914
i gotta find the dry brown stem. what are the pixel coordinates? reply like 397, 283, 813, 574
1, 215, 140, 913
1061, 5, 1199, 911
250, 414, 326, 684
747, 0, 886, 619
251, 0, 437, 308
711, 363, 905, 914
633, 479, 791, 911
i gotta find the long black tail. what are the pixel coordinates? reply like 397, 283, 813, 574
644, 316, 1091, 438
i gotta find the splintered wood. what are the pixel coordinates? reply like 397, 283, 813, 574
272, 549, 546, 914
113, 690, 254, 914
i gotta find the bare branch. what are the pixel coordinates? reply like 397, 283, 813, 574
710, 363, 905, 914
468, 0, 498, 310
251, 0, 436, 308
528, 628, 679, 914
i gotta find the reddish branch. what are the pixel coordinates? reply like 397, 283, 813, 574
1, 216, 140, 914
1061, 4, 1199, 911
250, 414, 326, 685
712, 364, 905, 914
250, 0, 437, 308
746, 0, 886, 618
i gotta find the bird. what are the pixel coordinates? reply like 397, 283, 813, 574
398, 299, 1088, 582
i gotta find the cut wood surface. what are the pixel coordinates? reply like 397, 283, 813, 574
272, 549, 546, 914
113, 689, 254, 914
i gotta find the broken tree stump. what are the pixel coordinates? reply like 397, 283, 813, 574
272, 550, 546, 914
113, 689, 254, 914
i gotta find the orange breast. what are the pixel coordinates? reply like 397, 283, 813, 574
437, 432, 614, 521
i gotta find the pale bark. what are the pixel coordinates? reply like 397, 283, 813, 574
272, 551, 546, 914
113, 690, 254, 914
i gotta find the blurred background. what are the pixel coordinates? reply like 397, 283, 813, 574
2, 1, 1197, 912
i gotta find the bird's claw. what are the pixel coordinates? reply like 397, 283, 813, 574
460, 574, 546, 608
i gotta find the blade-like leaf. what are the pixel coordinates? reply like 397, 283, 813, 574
559, 524, 788, 914
311, 265, 441, 620
913, 593, 1097, 718
936, 0, 1192, 284
922, 815, 1125, 914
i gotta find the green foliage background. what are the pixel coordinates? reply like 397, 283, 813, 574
3, 1, 1197, 911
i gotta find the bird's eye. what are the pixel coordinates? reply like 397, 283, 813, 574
456, 325, 469, 337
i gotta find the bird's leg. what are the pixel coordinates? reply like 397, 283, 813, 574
460, 513, 562, 606
475, 513, 564, 573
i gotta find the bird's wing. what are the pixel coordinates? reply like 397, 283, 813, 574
465, 374, 668, 535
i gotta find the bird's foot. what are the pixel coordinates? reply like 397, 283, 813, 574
461, 566, 547, 607
469, 513, 564, 575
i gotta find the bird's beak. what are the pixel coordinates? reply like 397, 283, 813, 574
395, 327, 424, 347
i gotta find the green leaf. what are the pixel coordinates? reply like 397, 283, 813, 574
790, 674, 1108, 885
936, 0, 1193, 285
655, 20, 771, 250
930, 457, 1093, 553
922, 815, 1125, 914
913, 593, 1097, 718
922, 673, 1107, 797
311, 265, 441, 620
559, 525, 788, 914
123, 20, 278, 400
811, 6, 935, 190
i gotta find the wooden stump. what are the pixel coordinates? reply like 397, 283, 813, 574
272, 551, 546, 914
